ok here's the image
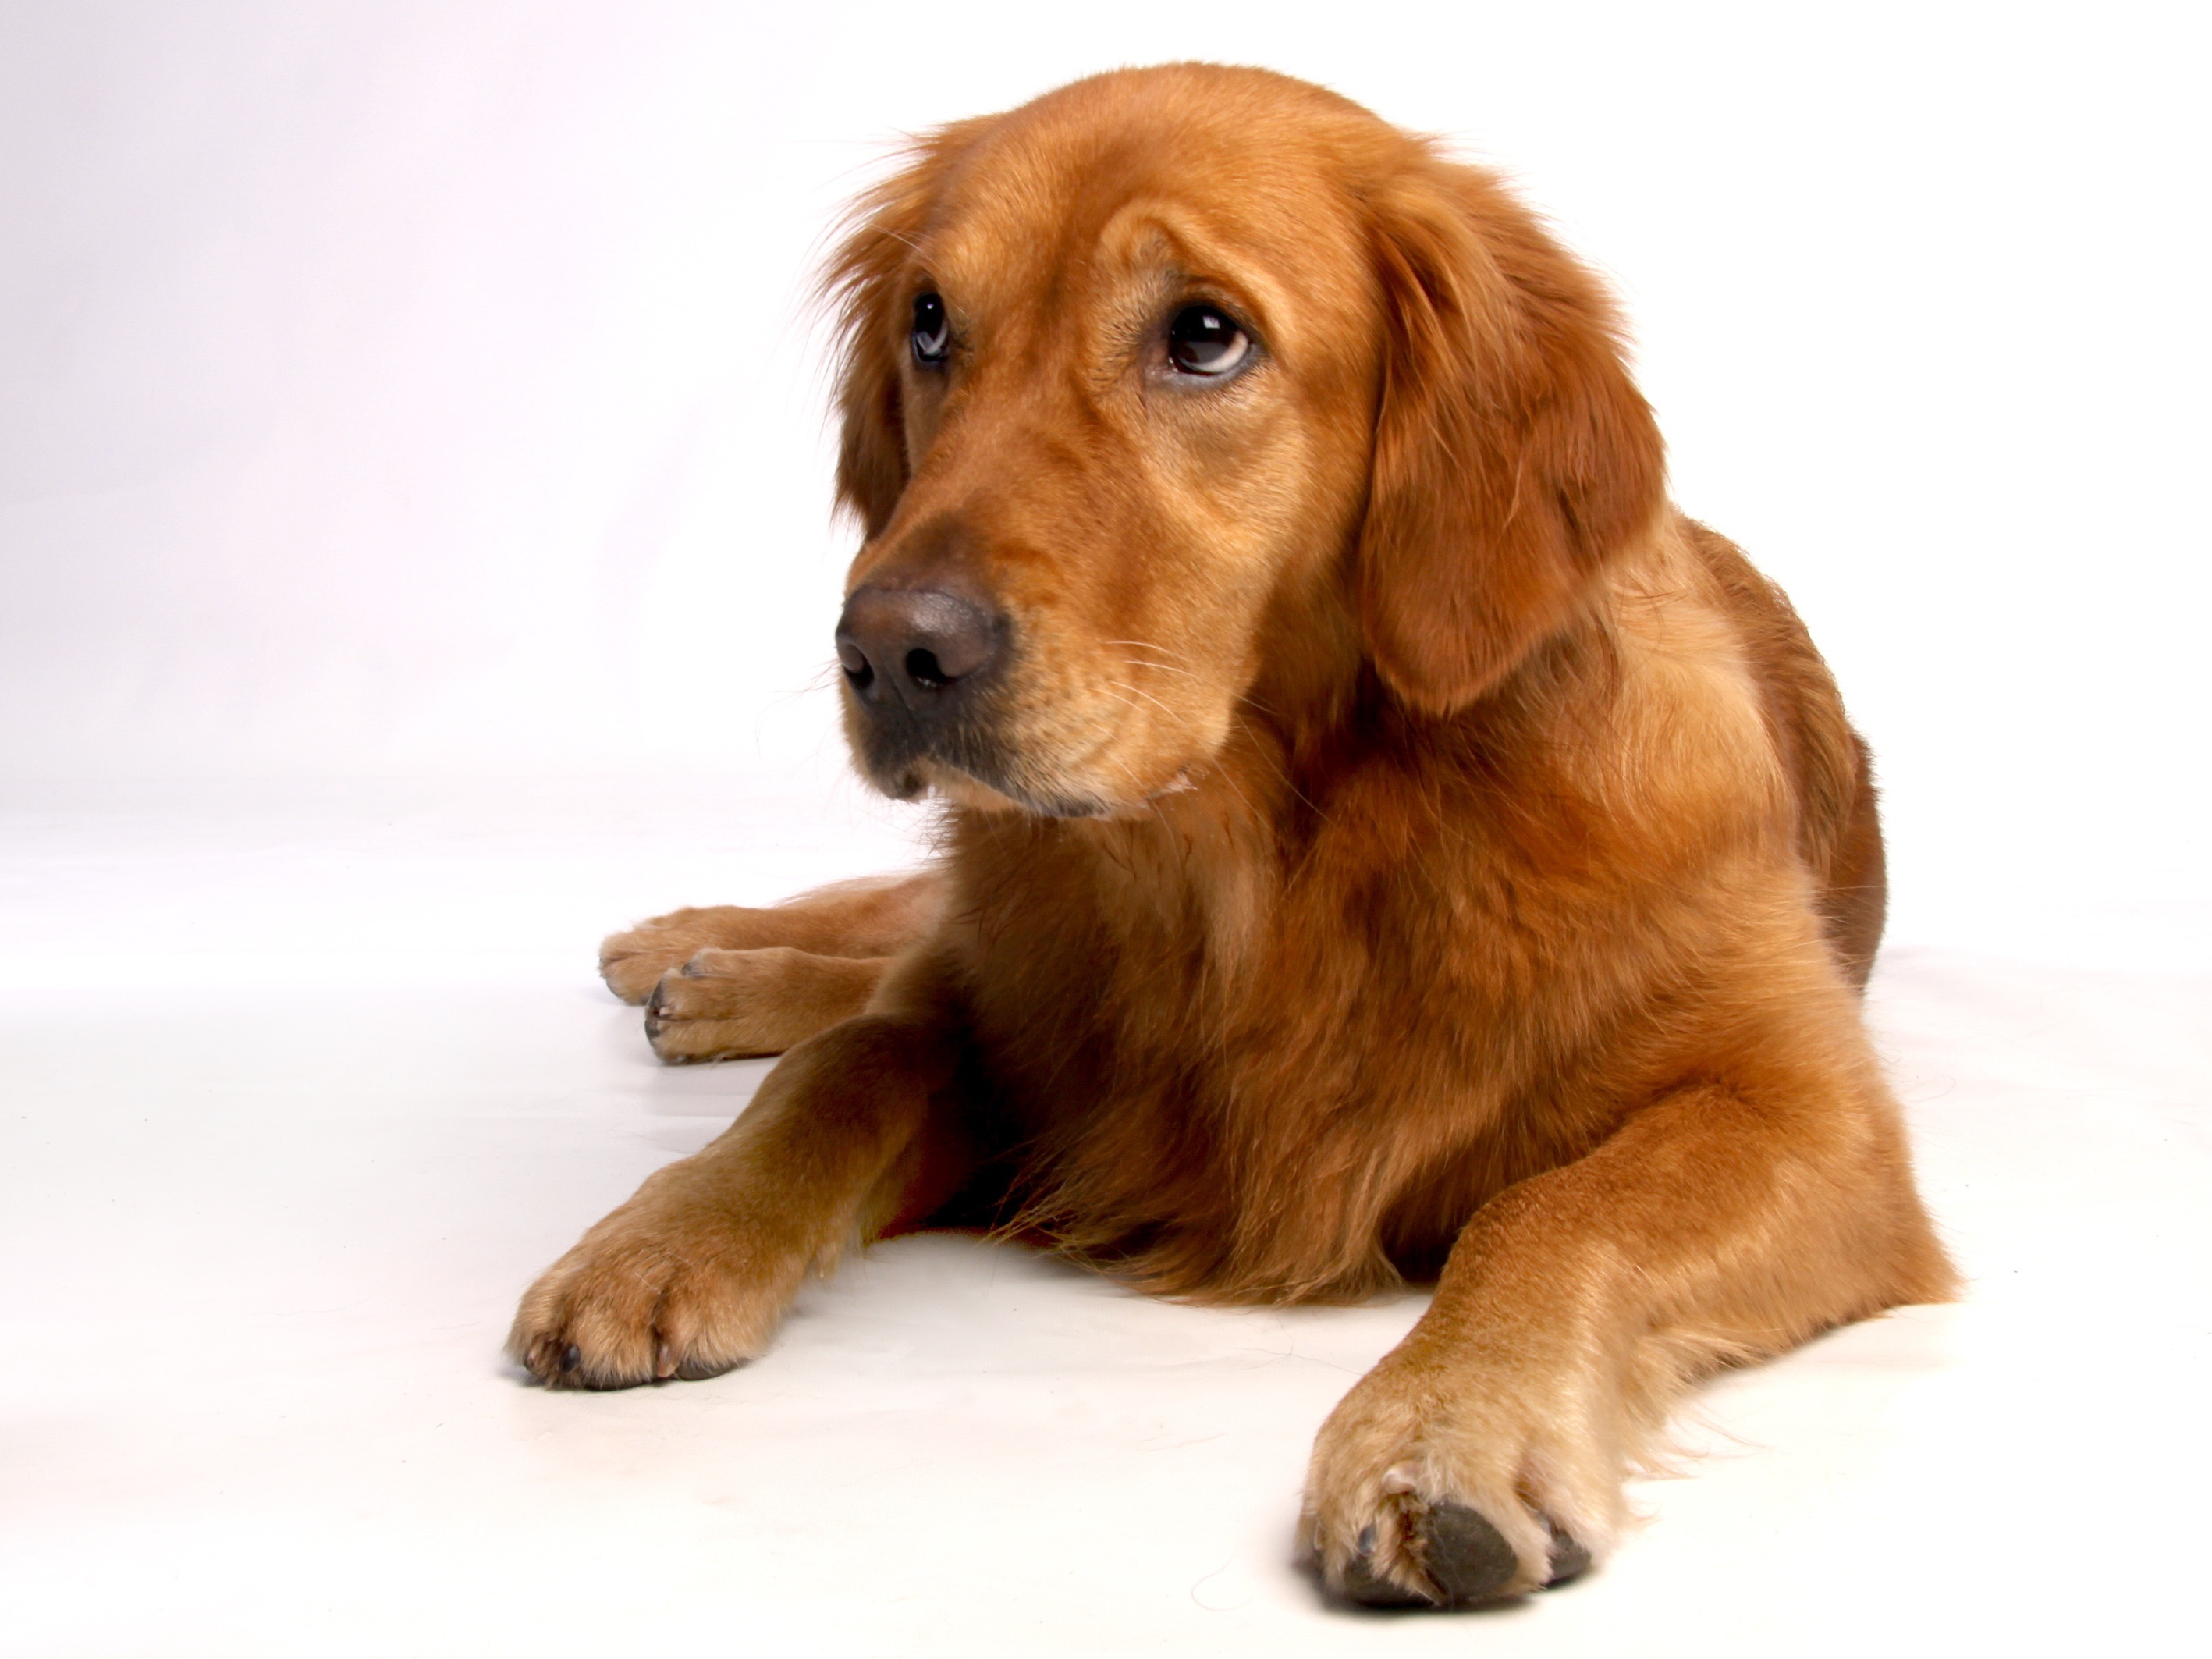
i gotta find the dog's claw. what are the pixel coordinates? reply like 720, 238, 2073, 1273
671, 1354, 740, 1382
1543, 1522, 1593, 1586
559, 1343, 581, 1374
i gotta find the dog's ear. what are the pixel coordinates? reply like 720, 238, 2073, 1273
1358, 152, 1666, 714
822, 119, 994, 538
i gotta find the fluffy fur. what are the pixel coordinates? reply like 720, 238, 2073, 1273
511, 64, 1953, 1607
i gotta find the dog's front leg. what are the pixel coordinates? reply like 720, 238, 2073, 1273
1305, 1074, 1952, 1606
508, 1007, 961, 1389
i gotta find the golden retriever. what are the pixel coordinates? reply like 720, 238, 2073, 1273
512, 63, 1955, 1607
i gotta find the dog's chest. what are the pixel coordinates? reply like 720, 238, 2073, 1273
955, 806, 1514, 1129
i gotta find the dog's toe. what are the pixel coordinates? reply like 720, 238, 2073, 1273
1340, 1540, 1431, 1608
1337, 1504, 1589, 1610
1418, 1502, 1522, 1604
670, 1354, 740, 1382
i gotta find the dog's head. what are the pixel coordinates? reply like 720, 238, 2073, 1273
824, 65, 1663, 817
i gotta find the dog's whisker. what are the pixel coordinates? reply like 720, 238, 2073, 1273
1104, 677, 1185, 723
1116, 657, 1202, 679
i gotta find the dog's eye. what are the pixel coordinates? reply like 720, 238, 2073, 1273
1166, 304, 1250, 376
911, 292, 950, 364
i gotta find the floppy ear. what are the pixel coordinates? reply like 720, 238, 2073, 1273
822, 119, 995, 538
1358, 153, 1666, 714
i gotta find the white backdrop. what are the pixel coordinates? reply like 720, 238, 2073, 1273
5, 9, 2210, 1654
2, 0, 2206, 960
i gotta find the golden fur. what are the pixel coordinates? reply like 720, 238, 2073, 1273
513, 65, 1953, 1607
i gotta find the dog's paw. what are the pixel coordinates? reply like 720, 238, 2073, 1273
644, 947, 886, 1064
506, 1175, 804, 1390
598, 908, 755, 1004
1303, 1348, 1617, 1607
598, 922, 691, 1005
642, 950, 794, 1063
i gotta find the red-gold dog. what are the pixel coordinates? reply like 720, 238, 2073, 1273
512, 63, 1954, 1607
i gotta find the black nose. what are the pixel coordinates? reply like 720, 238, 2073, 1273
835, 586, 1003, 712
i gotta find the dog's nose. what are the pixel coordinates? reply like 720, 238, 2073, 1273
835, 586, 1003, 711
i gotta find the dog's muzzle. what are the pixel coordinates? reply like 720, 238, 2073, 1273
836, 584, 1031, 799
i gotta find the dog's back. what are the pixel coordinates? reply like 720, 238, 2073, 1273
1688, 521, 1888, 987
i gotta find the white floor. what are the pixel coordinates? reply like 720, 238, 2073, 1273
2, 777, 2207, 1657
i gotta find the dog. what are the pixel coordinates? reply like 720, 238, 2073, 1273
510, 62, 1955, 1608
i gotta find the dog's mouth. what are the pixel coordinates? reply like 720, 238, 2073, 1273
851, 709, 1207, 822
849, 708, 1110, 820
